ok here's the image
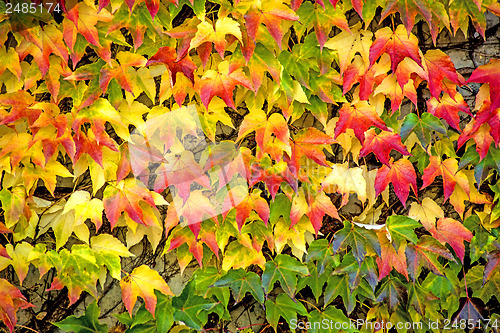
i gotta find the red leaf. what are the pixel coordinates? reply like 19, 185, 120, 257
369, 25, 421, 72
235, 193, 270, 231
197, 61, 253, 109
421, 156, 467, 201
430, 218, 473, 262
334, 101, 388, 143
467, 59, 500, 111
103, 179, 157, 229
360, 129, 410, 166
146, 46, 197, 85
376, 231, 408, 281
422, 49, 464, 99
0, 279, 34, 332
375, 158, 417, 207
427, 93, 471, 131
458, 122, 494, 161
288, 128, 335, 176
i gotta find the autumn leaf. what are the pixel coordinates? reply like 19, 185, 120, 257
400, 112, 447, 148
421, 156, 468, 201
427, 92, 471, 131
261, 254, 308, 298
467, 59, 500, 111
360, 129, 410, 166
374, 158, 417, 207
406, 236, 455, 280
296, 1, 349, 50
369, 25, 421, 72
430, 218, 473, 262
214, 269, 265, 303
103, 178, 158, 229
334, 101, 388, 143
0, 279, 34, 332
121, 265, 174, 316
422, 49, 465, 99
244, 0, 299, 49
376, 231, 408, 281
322, 163, 367, 206
332, 220, 381, 264
373, 74, 417, 113
196, 60, 253, 109
409, 197, 444, 231
190, 17, 243, 59
146, 46, 197, 86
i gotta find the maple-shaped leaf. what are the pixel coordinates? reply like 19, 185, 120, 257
190, 17, 243, 59
18, 25, 69, 76
400, 112, 447, 148
54, 300, 107, 333
455, 297, 485, 322
422, 49, 465, 99
409, 197, 444, 231
375, 276, 406, 309
4, 242, 33, 285
376, 231, 408, 281
146, 46, 196, 86
305, 239, 335, 275
427, 92, 471, 131
288, 127, 335, 177
332, 253, 378, 292
234, 43, 281, 92
290, 189, 340, 234
324, 23, 372, 75
296, 1, 349, 50
430, 218, 473, 262
360, 129, 410, 166
197, 60, 253, 109
324, 274, 357, 313
307, 306, 351, 333
0, 46, 22, 80
332, 220, 381, 264
265, 293, 307, 331
405, 236, 455, 280
421, 156, 468, 201
63, 191, 104, 231
0, 279, 33, 332
244, 0, 299, 49
322, 163, 367, 206
407, 282, 439, 316
380, 0, 448, 41
483, 250, 500, 285
369, 25, 421, 72
458, 123, 494, 161
234, 192, 269, 231
467, 59, 500, 111
375, 158, 417, 207
103, 178, 157, 229
450, 0, 487, 37
373, 74, 417, 113
237, 110, 290, 159
121, 265, 174, 316
262, 254, 309, 298
171, 281, 216, 330
386, 216, 420, 250
214, 269, 265, 303
334, 101, 388, 143
170, 191, 217, 239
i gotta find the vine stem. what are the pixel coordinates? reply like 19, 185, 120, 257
463, 265, 469, 298
15, 324, 41, 333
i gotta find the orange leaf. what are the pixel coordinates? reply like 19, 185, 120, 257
375, 158, 417, 207
334, 101, 388, 143
120, 265, 174, 316
430, 218, 473, 262
359, 129, 410, 166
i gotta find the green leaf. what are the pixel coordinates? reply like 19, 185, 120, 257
262, 254, 309, 298
324, 274, 356, 314
307, 306, 354, 333
306, 239, 336, 275
332, 221, 381, 264
155, 290, 174, 333
376, 277, 405, 310
54, 300, 107, 333
407, 282, 438, 316
386, 215, 420, 250
265, 294, 307, 332
400, 113, 447, 148
214, 268, 265, 303
297, 264, 329, 303
172, 281, 216, 330
333, 253, 378, 292
270, 193, 292, 225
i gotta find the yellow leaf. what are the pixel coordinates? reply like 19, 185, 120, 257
322, 162, 367, 206
90, 234, 134, 257
63, 190, 104, 230
408, 197, 444, 231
